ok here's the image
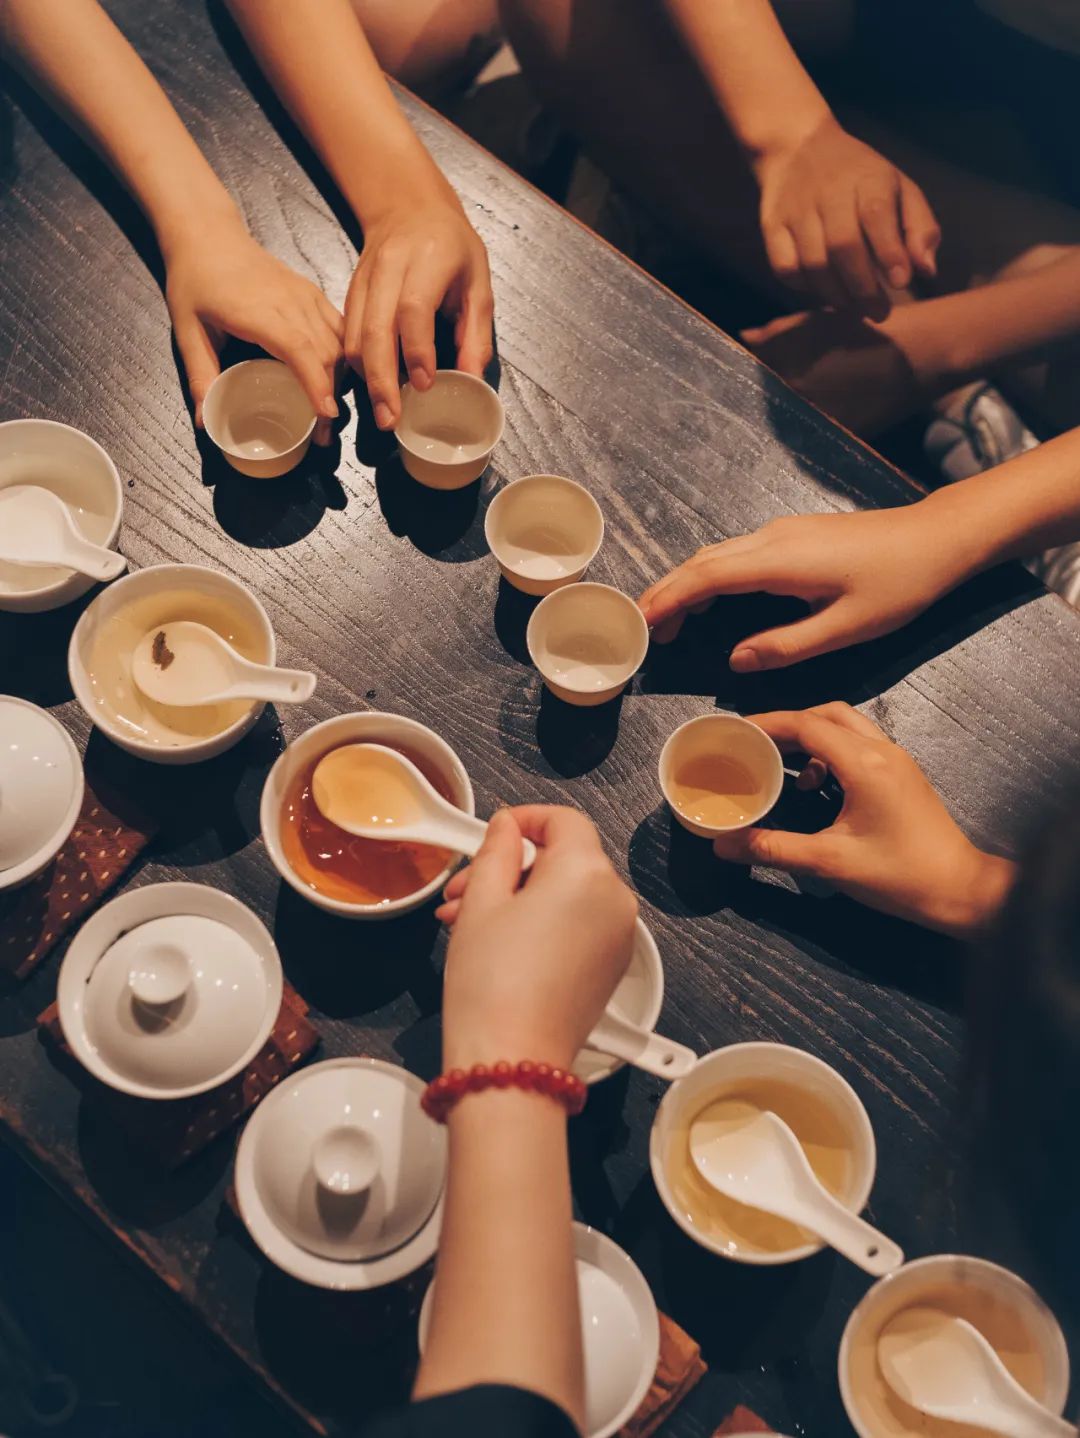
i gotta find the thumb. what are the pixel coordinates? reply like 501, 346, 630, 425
712, 826, 827, 876
175, 318, 221, 428
459, 809, 523, 912
730, 604, 849, 672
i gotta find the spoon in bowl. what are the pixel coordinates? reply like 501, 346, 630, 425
0, 485, 126, 582
583, 1007, 697, 1080
689, 1108, 903, 1276
877, 1306, 1074, 1437
311, 742, 537, 869
132, 622, 316, 707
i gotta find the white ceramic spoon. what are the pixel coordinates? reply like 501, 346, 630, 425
689, 1109, 903, 1277
0, 484, 126, 581
132, 622, 316, 707
878, 1307, 1075, 1437
312, 743, 538, 868
584, 1009, 697, 1081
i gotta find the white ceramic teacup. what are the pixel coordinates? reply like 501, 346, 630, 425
395, 370, 504, 490
68, 563, 275, 765
659, 712, 784, 837
202, 360, 316, 478
573, 918, 664, 1085
527, 582, 649, 707
260, 710, 475, 920
485, 474, 604, 595
650, 1041, 877, 1266
0, 419, 123, 613
838, 1253, 1071, 1438
0, 696, 84, 892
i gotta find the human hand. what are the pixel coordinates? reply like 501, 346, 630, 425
710, 704, 1015, 936
753, 114, 940, 309
638, 504, 972, 668
165, 221, 343, 440
435, 807, 638, 1071
740, 307, 920, 436
345, 187, 493, 431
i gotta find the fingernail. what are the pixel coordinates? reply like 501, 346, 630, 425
730, 646, 761, 673
374, 401, 394, 430
322, 397, 338, 418
410, 366, 432, 390
888, 265, 908, 289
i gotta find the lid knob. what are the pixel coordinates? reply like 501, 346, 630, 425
313, 1124, 380, 1196
127, 941, 191, 1008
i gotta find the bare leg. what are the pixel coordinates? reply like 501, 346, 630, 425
351, 0, 500, 93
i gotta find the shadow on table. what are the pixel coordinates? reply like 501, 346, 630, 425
493, 576, 540, 664
628, 790, 964, 1011
374, 455, 487, 561
496, 681, 626, 782
0, 591, 95, 709
272, 884, 444, 1020
639, 563, 1045, 711
84, 715, 282, 867
250, 1263, 422, 1432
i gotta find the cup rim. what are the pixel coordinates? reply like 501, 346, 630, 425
394, 369, 505, 464
259, 711, 476, 917
0, 696, 85, 890
658, 712, 785, 834
649, 1040, 878, 1265
837, 1252, 1073, 1436
484, 473, 605, 579
0, 418, 123, 602
67, 562, 276, 758
526, 582, 650, 693
202, 359, 317, 461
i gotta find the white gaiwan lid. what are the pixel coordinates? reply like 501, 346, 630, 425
240, 1057, 447, 1272
419, 1222, 659, 1438
0, 695, 83, 883
58, 882, 283, 1099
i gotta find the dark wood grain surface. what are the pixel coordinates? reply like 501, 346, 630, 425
2, 3, 1079, 1434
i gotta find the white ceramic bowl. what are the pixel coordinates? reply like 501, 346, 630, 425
650, 1042, 877, 1265
527, 583, 649, 707
573, 918, 664, 1085
419, 1222, 660, 1438
0, 419, 123, 613
236, 1057, 446, 1291
659, 713, 784, 837
395, 370, 504, 490
57, 882, 283, 1099
0, 697, 84, 892
68, 563, 275, 765
485, 474, 604, 596
839, 1254, 1071, 1438
202, 360, 316, 478
260, 711, 475, 920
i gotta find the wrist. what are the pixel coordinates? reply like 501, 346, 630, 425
934, 847, 1016, 939
344, 145, 452, 230
744, 98, 833, 170
917, 482, 1013, 582
157, 197, 246, 264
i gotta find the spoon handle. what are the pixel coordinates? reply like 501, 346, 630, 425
420, 810, 538, 871
802, 1199, 904, 1277
229, 664, 317, 705
585, 1013, 697, 1080
64, 538, 127, 583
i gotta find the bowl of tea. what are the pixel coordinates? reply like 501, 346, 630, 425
839, 1253, 1071, 1438
260, 711, 475, 919
659, 712, 783, 836
650, 1041, 878, 1265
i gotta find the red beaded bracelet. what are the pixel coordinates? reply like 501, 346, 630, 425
421, 1060, 587, 1122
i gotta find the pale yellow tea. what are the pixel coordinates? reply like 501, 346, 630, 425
670, 753, 768, 827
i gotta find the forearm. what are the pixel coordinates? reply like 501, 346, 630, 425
662, 0, 829, 158
914, 424, 1080, 578
225, 0, 448, 226
414, 1091, 583, 1431
1, 0, 239, 256
883, 252, 1080, 393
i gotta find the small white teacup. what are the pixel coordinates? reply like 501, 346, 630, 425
395, 371, 504, 490
485, 474, 604, 596
659, 713, 784, 837
527, 582, 648, 707
203, 360, 316, 479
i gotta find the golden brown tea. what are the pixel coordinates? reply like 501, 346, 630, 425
664, 1077, 854, 1255
670, 753, 768, 827
280, 742, 454, 905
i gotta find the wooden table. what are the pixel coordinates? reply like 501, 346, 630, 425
2, 4, 1078, 1434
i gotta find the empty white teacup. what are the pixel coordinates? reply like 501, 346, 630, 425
202, 360, 316, 478
659, 713, 784, 837
485, 474, 604, 595
527, 582, 649, 707
395, 370, 504, 490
